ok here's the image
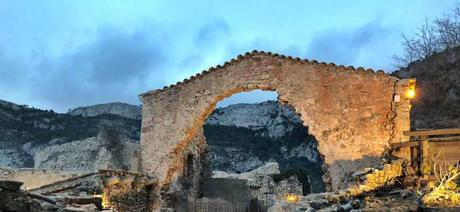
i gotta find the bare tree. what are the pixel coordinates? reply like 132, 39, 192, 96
393, 4, 460, 69
393, 20, 441, 69
434, 4, 460, 49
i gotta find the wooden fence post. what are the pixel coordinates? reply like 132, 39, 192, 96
420, 136, 430, 178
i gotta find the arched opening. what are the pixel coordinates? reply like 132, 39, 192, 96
179, 89, 326, 211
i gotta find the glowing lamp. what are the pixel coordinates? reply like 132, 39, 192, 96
285, 194, 299, 203
93, 193, 110, 208
406, 79, 416, 99
406, 89, 415, 98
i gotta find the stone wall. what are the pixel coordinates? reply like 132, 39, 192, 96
139, 50, 412, 208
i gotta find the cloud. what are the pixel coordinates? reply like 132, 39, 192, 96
0, 20, 241, 112
194, 19, 229, 47
305, 21, 390, 68
0, 49, 32, 105
80, 28, 164, 84
0, 51, 27, 88
7, 0, 445, 113
26, 27, 168, 111
176, 19, 232, 78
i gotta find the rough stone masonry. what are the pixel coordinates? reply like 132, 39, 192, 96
139, 50, 412, 208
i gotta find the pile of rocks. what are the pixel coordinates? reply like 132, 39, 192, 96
0, 180, 63, 211
0, 179, 113, 211
0, 169, 158, 211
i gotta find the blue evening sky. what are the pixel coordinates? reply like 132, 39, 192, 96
0, 0, 457, 112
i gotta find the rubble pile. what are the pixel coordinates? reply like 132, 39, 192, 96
346, 159, 404, 196
0, 180, 64, 211
202, 162, 304, 210
0, 170, 158, 212
267, 192, 344, 212
99, 170, 158, 211
266, 159, 420, 211
361, 192, 418, 211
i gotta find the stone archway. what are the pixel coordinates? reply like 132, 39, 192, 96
139, 50, 412, 208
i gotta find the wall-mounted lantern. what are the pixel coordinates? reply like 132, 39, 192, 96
406, 79, 416, 99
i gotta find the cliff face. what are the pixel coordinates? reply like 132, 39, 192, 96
0, 100, 141, 169
34, 136, 140, 172
393, 46, 460, 129
205, 101, 303, 138
68, 102, 141, 120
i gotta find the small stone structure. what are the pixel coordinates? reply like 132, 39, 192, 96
139, 50, 412, 209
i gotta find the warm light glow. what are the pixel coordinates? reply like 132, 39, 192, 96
406, 79, 416, 99
93, 193, 110, 208
406, 89, 415, 98
285, 194, 299, 203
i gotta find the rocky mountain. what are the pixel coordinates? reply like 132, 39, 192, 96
0, 99, 322, 179
0, 99, 140, 168
205, 101, 321, 173
203, 101, 325, 192
393, 45, 460, 129
68, 102, 141, 120
206, 101, 303, 138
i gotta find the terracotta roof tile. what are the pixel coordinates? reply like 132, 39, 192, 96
139, 50, 391, 97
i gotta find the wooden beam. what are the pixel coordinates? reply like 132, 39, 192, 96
429, 136, 460, 142
403, 128, 460, 137
26, 192, 56, 205
390, 141, 419, 149
411, 146, 419, 168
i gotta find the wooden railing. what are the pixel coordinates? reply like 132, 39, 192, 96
391, 128, 460, 177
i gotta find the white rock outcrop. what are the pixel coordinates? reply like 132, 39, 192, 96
212, 162, 280, 180
68, 102, 141, 120
285, 143, 319, 162
206, 101, 303, 138
34, 136, 140, 172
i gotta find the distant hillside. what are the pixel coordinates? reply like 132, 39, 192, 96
0, 100, 140, 168
68, 102, 141, 120
393, 46, 460, 129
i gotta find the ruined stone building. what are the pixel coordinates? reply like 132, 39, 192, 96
138, 50, 412, 209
